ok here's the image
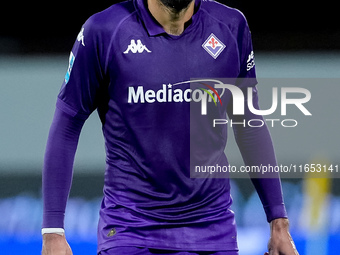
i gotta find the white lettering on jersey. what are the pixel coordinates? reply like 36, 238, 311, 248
127, 79, 228, 115
246, 51, 255, 71
77, 27, 85, 47
128, 81, 312, 118
124, 39, 151, 54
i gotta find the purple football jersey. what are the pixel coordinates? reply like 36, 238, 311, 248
43, 0, 287, 253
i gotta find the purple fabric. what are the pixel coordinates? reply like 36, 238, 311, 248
228, 87, 287, 222
99, 247, 238, 255
42, 107, 85, 228
42, 0, 287, 252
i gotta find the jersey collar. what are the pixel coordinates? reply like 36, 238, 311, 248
135, 0, 202, 36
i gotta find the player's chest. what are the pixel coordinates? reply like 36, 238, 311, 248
108, 31, 240, 86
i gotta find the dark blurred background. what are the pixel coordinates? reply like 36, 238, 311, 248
1, 0, 339, 53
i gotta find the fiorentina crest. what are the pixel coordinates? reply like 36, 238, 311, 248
202, 33, 226, 59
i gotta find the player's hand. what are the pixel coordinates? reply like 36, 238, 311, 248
264, 218, 299, 255
42, 233, 73, 255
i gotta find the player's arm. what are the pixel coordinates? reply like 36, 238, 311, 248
42, 14, 106, 254
230, 13, 298, 254
227, 87, 287, 221
42, 108, 85, 255
227, 87, 298, 254
230, 14, 287, 222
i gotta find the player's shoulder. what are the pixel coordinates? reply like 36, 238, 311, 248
83, 0, 137, 36
200, 0, 249, 29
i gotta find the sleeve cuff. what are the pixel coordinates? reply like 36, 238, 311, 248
56, 97, 89, 120
264, 203, 288, 223
41, 228, 65, 236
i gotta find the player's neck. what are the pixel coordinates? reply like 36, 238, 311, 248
147, 0, 195, 36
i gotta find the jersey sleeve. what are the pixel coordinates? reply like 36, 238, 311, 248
42, 17, 106, 229
57, 17, 106, 120
227, 87, 288, 222
42, 107, 85, 229
235, 16, 257, 88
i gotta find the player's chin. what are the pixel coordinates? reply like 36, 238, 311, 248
159, 0, 194, 13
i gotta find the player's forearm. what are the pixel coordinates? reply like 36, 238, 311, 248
42, 107, 85, 229
234, 120, 287, 221
229, 88, 287, 222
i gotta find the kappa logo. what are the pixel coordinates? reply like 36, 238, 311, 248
124, 39, 151, 54
77, 27, 85, 47
202, 33, 226, 59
